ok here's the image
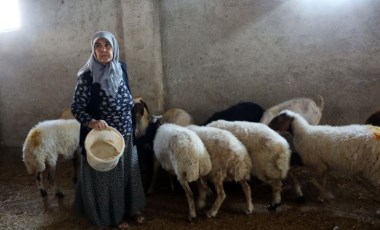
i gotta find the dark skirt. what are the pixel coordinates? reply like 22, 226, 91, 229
74, 135, 146, 227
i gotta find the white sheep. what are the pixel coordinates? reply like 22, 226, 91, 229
59, 108, 75, 119
268, 110, 380, 207
261, 96, 325, 197
22, 119, 80, 198
207, 120, 292, 210
162, 108, 193, 126
153, 122, 212, 221
133, 98, 195, 193
187, 125, 253, 218
260, 95, 324, 125
150, 109, 194, 191
133, 97, 193, 138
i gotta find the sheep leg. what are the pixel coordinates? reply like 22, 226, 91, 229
178, 179, 196, 222
37, 172, 48, 197
47, 164, 64, 198
309, 165, 334, 202
288, 171, 305, 203
207, 177, 225, 218
267, 180, 283, 211
239, 180, 254, 215
147, 158, 160, 195
310, 176, 334, 202
197, 177, 208, 209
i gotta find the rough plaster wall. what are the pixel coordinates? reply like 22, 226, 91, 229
160, 0, 380, 125
1, 0, 379, 147
121, 0, 164, 115
0, 0, 160, 146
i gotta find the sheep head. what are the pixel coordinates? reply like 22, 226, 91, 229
133, 97, 151, 138
268, 110, 295, 135
366, 110, 380, 126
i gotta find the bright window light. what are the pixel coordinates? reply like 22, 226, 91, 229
0, 0, 21, 32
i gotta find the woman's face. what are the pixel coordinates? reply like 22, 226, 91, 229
94, 38, 113, 64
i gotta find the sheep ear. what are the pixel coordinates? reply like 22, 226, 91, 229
140, 99, 150, 114
132, 102, 144, 116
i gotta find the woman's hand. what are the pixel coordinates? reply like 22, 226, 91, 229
88, 119, 108, 130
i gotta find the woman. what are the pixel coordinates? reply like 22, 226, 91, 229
71, 31, 145, 229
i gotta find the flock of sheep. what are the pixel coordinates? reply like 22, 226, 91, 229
21, 95, 380, 222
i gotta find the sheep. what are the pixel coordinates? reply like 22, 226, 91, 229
186, 124, 253, 217
132, 98, 195, 193
133, 98, 193, 138
202, 102, 265, 125
150, 120, 212, 221
207, 120, 293, 210
162, 108, 194, 126
59, 108, 75, 119
148, 108, 194, 192
131, 98, 155, 192
133, 97, 193, 138
268, 110, 380, 207
202, 96, 323, 126
366, 110, 380, 126
261, 96, 325, 176
133, 97, 151, 138
22, 119, 80, 198
202, 96, 323, 166
260, 95, 324, 125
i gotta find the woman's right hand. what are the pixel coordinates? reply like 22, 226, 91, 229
88, 119, 108, 130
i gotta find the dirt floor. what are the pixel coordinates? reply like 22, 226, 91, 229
1, 146, 380, 230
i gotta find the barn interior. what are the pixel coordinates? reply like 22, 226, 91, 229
0, 0, 379, 229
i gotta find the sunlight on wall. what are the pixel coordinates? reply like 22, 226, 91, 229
0, 0, 21, 32
298, 0, 356, 10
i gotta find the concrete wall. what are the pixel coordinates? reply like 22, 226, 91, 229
0, 0, 379, 147
0, 0, 163, 146
160, 0, 380, 124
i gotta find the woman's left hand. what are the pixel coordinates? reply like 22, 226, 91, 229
88, 119, 109, 130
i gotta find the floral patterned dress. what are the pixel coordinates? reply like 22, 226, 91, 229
71, 69, 145, 227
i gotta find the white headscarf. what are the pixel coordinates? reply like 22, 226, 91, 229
77, 31, 124, 97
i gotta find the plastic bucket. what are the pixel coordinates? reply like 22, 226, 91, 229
84, 126, 125, 172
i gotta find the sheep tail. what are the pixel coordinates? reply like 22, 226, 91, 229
22, 129, 43, 175
23, 158, 33, 175
273, 145, 291, 180
22, 148, 37, 175
232, 156, 251, 181
234, 163, 251, 181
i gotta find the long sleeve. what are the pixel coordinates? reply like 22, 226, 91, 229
71, 73, 93, 126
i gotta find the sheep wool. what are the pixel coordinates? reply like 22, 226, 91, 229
162, 108, 193, 126
153, 123, 211, 221
22, 119, 80, 198
207, 120, 291, 210
269, 110, 380, 205
260, 95, 324, 125
187, 125, 253, 217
